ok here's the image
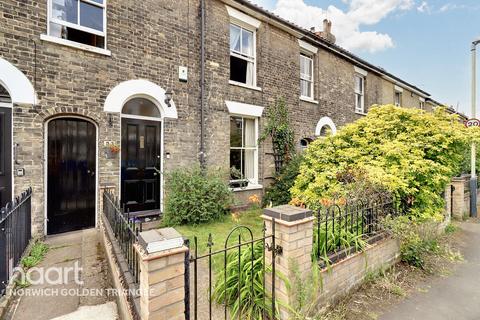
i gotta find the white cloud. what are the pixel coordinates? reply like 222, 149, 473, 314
439, 3, 466, 12
417, 1, 430, 13
252, 0, 417, 53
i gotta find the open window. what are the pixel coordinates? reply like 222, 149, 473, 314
230, 24, 255, 86
48, 0, 106, 49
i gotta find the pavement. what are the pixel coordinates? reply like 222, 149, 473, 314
5, 228, 118, 320
380, 221, 480, 320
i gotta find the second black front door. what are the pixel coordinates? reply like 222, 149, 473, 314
121, 118, 161, 213
0, 107, 12, 208
47, 118, 96, 235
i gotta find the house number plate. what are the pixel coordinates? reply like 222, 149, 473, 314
140, 136, 145, 149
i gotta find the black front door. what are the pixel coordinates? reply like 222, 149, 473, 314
47, 118, 96, 235
121, 118, 161, 214
0, 107, 12, 208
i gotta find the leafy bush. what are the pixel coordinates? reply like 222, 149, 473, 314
263, 154, 303, 207
212, 241, 276, 319
385, 216, 440, 269
163, 167, 233, 225
292, 105, 471, 220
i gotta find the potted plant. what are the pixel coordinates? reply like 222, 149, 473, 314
229, 167, 249, 189
104, 142, 120, 159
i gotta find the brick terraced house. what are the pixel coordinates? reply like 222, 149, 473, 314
0, 0, 450, 236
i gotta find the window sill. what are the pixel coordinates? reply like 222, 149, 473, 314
229, 80, 262, 92
355, 110, 367, 116
40, 34, 111, 56
300, 96, 319, 104
230, 184, 263, 192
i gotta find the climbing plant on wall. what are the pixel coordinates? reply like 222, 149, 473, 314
259, 98, 295, 173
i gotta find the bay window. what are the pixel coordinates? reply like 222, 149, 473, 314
230, 116, 258, 187
48, 0, 106, 49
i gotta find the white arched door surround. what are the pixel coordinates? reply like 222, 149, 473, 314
315, 116, 337, 136
0, 58, 37, 106
104, 79, 178, 119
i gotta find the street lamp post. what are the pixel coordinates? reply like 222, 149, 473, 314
470, 39, 480, 218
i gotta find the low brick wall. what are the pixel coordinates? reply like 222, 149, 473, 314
319, 236, 400, 306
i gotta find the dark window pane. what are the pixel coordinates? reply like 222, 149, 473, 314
230, 117, 242, 147
230, 55, 248, 83
50, 22, 105, 48
80, 1, 103, 31
230, 149, 242, 179
122, 98, 161, 117
0, 85, 11, 103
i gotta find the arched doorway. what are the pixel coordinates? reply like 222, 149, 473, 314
121, 97, 162, 215
47, 117, 97, 234
0, 85, 12, 207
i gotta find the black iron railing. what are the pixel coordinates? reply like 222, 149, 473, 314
102, 190, 141, 291
0, 188, 32, 296
186, 222, 280, 320
313, 195, 404, 266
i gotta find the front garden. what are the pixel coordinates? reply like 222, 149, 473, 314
158, 103, 478, 319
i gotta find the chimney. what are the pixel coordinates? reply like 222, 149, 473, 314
316, 19, 336, 44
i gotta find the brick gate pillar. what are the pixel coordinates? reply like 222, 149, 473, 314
134, 237, 188, 320
262, 205, 314, 320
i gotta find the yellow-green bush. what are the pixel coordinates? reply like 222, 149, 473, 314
292, 105, 473, 220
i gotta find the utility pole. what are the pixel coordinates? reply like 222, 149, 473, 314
470, 39, 480, 217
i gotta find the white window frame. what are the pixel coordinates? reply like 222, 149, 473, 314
419, 97, 425, 110
354, 74, 365, 113
394, 91, 402, 107
47, 0, 107, 49
229, 116, 259, 187
229, 22, 257, 88
300, 53, 314, 100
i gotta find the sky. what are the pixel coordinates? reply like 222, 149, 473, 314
249, 0, 480, 117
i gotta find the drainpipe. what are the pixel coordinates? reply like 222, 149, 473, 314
470, 38, 480, 217
199, 0, 206, 171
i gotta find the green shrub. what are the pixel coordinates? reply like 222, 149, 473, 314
163, 167, 233, 225
263, 154, 303, 207
385, 216, 440, 269
292, 105, 471, 220
212, 241, 276, 319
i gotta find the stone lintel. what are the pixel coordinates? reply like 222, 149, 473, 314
263, 205, 312, 222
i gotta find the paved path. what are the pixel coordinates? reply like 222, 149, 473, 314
6, 229, 118, 320
381, 221, 480, 320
